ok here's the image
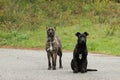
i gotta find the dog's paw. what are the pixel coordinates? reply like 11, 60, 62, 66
59, 66, 63, 69
52, 67, 56, 70
73, 68, 79, 73
48, 67, 51, 70
73, 70, 79, 73
81, 69, 86, 73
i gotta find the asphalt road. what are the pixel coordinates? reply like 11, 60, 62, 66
0, 48, 120, 80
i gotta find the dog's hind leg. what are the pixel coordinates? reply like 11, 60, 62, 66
59, 55, 63, 68
71, 59, 74, 70
58, 48, 63, 68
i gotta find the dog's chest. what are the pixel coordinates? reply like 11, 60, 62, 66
79, 54, 82, 59
46, 37, 59, 52
49, 42, 53, 51
47, 41, 56, 52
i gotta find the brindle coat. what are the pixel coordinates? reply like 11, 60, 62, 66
46, 27, 63, 70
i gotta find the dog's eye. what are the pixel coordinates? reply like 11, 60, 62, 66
80, 35, 85, 37
79, 35, 82, 38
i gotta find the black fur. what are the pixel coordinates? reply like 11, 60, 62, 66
71, 32, 97, 73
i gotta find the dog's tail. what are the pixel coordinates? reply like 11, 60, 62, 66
87, 69, 98, 71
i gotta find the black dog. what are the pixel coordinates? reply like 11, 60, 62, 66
46, 27, 63, 70
71, 32, 97, 73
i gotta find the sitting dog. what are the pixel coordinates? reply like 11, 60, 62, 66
71, 32, 97, 73
46, 27, 63, 70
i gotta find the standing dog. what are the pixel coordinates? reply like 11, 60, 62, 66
46, 27, 63, 70
71, 32, 97, 73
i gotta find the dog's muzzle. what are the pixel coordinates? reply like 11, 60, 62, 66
48, 33, 54, 37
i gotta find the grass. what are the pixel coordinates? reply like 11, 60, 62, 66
0, 25, 120, 56
0, 0, 120, 55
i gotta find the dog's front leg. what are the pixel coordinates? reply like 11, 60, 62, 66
73, 53, 79, 73
47, 53, 51, 70
81, 60, 87, 73
51, 53, 57, 70
73, 58, 79, 73
81, 54, 87, 73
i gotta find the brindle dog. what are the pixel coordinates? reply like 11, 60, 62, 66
46, 27, 63, 70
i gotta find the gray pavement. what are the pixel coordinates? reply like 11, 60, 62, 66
0, 48, 120, 80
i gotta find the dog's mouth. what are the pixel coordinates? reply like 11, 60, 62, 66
78, 41, 86, 45
48, 33, 54, 37
47, 33, 55, 41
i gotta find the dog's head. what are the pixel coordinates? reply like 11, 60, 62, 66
75, 32, 89, 45
46, 27, 56, 40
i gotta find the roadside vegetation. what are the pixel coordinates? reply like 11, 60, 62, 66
0, 0, 120, 55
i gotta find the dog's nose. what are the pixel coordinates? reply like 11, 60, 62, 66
81, 40, 85, 43
81, 37, 85, 41
81, 38, 85, 43
49, 32, 52, 35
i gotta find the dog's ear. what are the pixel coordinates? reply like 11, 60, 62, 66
84, 32, 89, 36
75, 32, 80, 37
46, 26, 49, 30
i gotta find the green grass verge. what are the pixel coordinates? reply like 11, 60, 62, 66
0, 25, 120, 56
